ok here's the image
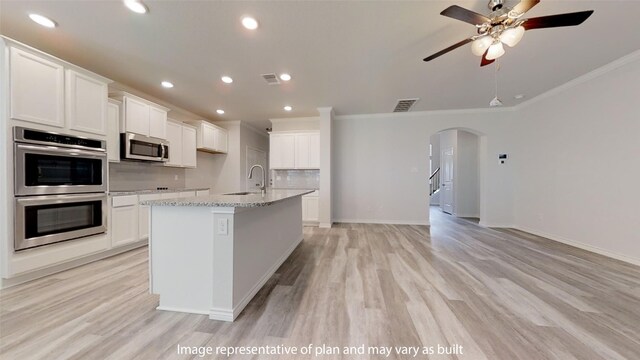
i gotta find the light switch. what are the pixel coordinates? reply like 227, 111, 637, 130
217, 218, 228, 235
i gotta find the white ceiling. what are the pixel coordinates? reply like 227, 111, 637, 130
2, 1, 640, 128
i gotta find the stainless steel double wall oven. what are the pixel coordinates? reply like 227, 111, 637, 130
13, 127, 108, 251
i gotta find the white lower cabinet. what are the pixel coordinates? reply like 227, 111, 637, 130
111, 195, 139, 247
302, 191, 319, 223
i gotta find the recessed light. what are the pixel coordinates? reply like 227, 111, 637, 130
279, 73, 292, 81
216, 109, 225, 115
29, 14, 56, 28
161, 81, 174, 88
241, 16, 258, 30
514, 94, 525, 100
283, 106, 292, 111
221, 76, 233, 84
124, 0, 148, 14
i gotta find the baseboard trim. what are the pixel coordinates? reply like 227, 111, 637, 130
478, 222, 514, 228
157, 306, 209, 316
515, 226, 640, 267
209, 234, 304, 322
0, 240, 147, 289
319, 222, 333, 228
334, 218, 429, 226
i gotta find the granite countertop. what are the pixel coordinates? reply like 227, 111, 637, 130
108, 187, 210, 196
140, 189, 315, 207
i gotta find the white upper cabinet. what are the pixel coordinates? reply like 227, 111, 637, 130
165, 120, 197, 168
106, 99, 121, 162
123, 96, 150, 136
10, 47, 65, 127
149, 106, 167, 139
8, 44, 111, 134
111, 92, 169, 140
190, 120, 228, 154
66, 69, 108, 135
214, 126, 228, 153
270, 133, 296, 169
270, 131, 319, 170
309, 133, 320, 169
295, 134, 311, 169
182, 125, 197, 168
165, 121, 183, 167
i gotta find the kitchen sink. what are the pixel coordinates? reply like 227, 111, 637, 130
224, 191, 260, 195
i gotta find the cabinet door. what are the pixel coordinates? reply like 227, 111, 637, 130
305, 197, 319, 221
111, 205, 139, 247
138, 205, 150, 240
269, 135, 281, 169
295, 134, 311, 168
270, 134, 290, 169
107, 102, 120, 162
165, 121, 182, 167
202, 123, 216, 149
149, 106, 167, 139
309, 133, 320, 169
124, 96, 149, 135
214, 127, 228, 153
10, 47, 64, 127
66, 69, 108, 135
182, 126, 197, 168
279, 134, 296, 169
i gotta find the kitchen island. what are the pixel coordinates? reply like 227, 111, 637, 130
141, 189, 313, 321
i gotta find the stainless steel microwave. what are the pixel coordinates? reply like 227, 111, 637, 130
120, 133, 169, 162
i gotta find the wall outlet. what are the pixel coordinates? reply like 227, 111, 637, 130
217, 218, 228, 235
174, 175, 179, 181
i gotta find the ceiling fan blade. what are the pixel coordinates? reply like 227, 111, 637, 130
440, 5, 490, 26
423, 38, 473, 62
511, 0, 540, 16
480, 50, 495, 67
523, 10, 594, 30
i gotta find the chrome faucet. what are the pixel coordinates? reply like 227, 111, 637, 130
248, 164, 266, 196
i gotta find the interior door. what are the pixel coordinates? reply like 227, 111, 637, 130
441, 147, 454, 214
246, 147, 267, 192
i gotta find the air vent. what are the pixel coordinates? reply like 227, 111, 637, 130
261, 73, 280, 85
393, 98, 419, 112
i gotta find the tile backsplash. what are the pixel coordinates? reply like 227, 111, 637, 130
271, 169, 319, 190
109, 161, 185, 191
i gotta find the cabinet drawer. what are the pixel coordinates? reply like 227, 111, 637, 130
112, 195, 138, 207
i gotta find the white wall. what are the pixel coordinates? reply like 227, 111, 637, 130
513, 51, 640, 265
332, 110, 516, 226
456, 130, 480, 218
239, 124, 270, 191
185, 122, 269, 194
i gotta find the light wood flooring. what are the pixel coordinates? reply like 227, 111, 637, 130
1, 209, 639, 359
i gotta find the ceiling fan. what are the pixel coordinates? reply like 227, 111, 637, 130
423, 0, 594, 66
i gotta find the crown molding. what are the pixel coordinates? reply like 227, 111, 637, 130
270, 116, 320, 124
334, 106, 514, 121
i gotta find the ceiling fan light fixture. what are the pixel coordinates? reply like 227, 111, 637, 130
499, 26, 525, 47
471, 36, 493, 56
486, 41, 505, 60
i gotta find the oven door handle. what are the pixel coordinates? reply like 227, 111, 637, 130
16, 144, 108, 158
15, 193, 107, 206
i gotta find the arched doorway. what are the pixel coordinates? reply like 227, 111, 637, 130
429, 128, 484, 223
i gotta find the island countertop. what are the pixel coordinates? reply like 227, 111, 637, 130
140, 189, 315, 207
